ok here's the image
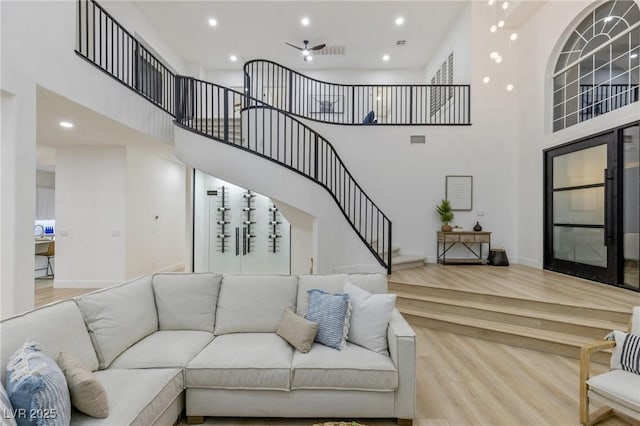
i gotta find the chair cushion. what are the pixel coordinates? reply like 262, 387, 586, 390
305, 289, 351, 350
57, 352, 109, 418
186, 333, 293, 391
75, 276, 158, 369
6, 340, 71, 426
109, 331, 214, 369
291, 342, 398, 391
296, 274, 388, 315
152, 272, 221, 332
344, 282, 396, 354
69, 368, 183, 426
0, 300, 99, 384
588, 369, 640, 413
214, 275, 298, 335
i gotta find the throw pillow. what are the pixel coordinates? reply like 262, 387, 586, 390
1, 383, 18, 426
5, 340, 71, 426
304, 289, 351, 350
276, 309, 319, 353
56, 352, 109, 418
610, 330, 640, 374
344, 282, 396, 354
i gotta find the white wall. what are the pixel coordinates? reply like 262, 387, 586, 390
55, 146, 127, 287
272, 198, 314, 275
125, 145, 186, 277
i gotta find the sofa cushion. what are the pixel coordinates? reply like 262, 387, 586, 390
76, 276, 158, 369
6, 340, 71, 426
0, 300, 99, 385
277, 309, 318, 353
291, 342, 398, 391
57, 352, 109, 418
186, 333, 293, 391
588, 369, 640, 413
69, 368, 183, 426
214, 275, 298, 334
344, 282, 396, 354
152, 272, 221, 332
297, 274, 388, 315
109, 331, 214, 369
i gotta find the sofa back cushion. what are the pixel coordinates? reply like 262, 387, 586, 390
75, 276, 158, 369
0, 300, 99, 384
296, 274, 388, 315
214, 275, 298, 335
152, 272, 221, 332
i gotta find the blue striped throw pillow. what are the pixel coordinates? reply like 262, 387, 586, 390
6, 340, 71, 426
305, 289, 351, 350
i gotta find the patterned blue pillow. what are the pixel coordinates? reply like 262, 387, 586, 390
305, 289, 351, 350
5, 340, 71, 426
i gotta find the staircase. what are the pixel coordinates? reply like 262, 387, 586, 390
372, 242, 426, 271
389, 279, 629, 364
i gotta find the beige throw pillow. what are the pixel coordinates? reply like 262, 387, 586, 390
277, 309, 318, 353
57, 352, 109, 418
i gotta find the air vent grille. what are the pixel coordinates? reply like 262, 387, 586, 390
396, 40, 407, 46
410, 135, 426, 144
314, 46, 346, 56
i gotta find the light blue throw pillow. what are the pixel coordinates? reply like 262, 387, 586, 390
5, 340, 71, 426
305, 289, 351, 350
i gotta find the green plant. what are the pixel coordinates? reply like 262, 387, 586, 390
436, 199, 454, 225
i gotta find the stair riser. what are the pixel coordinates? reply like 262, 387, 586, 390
403, 313, 611, 365
392, 261, 426, 271
390, 282, 630, 324
397, 297, 614, 340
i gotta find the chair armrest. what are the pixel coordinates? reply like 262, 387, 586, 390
387, 309, 416, 420
579, 340, 615, 424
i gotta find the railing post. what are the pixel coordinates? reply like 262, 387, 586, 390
175, 76, 182, 121
224, 88, 229, 142
351, 86, 355, 124
314, 134, 319, 181
133, 39, 139, 93
387, 221, 392, 275
288, 70, 293, 114
409, 89, 413, 124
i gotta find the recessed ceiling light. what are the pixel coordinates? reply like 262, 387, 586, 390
395, 17, 404, 26
490, 25, 497, 33
490, 51, 499, 59
301, 17, 310, 26
483, 76, 491, 84
510, 33, 518, 41
488, 0, 495, 5
208, 18, 217, 27
506, 84, 514, 91
502, 1, 509, 10
382, 54, 390, 61
604, 16, 613, 22
498, 20, 505, 28
59, 121, 74, 128
495, 56, 503, 63
306, 55, 313, 61
229, 55, 237, 62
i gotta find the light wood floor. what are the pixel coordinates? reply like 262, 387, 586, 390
34, 265, 637, 426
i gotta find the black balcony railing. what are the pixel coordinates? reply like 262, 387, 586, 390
75, 0, 175, 115
175, 77, 393, 273
243, 59, 471, 125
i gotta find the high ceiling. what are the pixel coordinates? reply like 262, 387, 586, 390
131, 1, 470, 71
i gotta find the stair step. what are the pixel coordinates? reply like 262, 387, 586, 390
400, 307, 613, 364
393, 291, 625, 340
391, 255, 426, 271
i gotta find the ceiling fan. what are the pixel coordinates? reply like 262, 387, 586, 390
285, 40, 326, 61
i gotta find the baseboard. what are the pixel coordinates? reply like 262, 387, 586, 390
53, 280, 121, 289
513, 257, 541, 268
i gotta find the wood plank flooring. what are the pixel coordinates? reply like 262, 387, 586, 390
34, 265, 637, 425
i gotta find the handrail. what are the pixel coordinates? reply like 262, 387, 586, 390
243, 59, 471, 125
75, 0, 176, 116
74, 0, 393, 272
175, 76, 392, 273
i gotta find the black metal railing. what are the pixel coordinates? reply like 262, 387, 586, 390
75, 0, 175, 115
175, 76, 392, 272
244, 59, 471, 125
579, 83, 639, 122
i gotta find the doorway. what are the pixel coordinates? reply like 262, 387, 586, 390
544, 122, 639, 291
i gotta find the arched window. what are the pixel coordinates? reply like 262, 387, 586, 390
553, 0, 640, 132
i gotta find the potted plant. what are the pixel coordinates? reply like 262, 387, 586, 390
436, 199, 454, 232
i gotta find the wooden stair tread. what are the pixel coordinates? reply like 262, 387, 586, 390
392, 255, 426, 264
399, 307, 611, 349
393, 290, 627, 331
389, 280, 630, 315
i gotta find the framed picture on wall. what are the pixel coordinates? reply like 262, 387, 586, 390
310, 95, 343, 114
446, 175, 473, 211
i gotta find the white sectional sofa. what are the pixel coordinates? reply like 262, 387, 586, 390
0, 273, 416, 425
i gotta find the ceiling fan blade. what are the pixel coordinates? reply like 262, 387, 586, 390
285, 42, 303, 51
311, 44, 326, 51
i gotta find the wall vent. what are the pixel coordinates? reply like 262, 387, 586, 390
410, 135, 426, 144
396, 40, 407, 46
314, 45, 346, 56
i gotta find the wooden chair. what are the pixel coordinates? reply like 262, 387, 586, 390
580, 306, 640, 425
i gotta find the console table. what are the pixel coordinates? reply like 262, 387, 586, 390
437, 231, 491, 264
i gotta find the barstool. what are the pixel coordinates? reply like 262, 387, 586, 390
37, 242, 55, 278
